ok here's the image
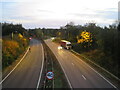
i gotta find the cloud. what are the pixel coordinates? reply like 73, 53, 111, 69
1, 0, 119, 28
1, 0, 37, 2
22, 19, 69, 29
2, 19, 31, 23
119, 1, 120, 21
96, 9, 117, 20
0, 2, 2, 21
37, 9, 54, 13
67, 8, 117, 26
69, 8, 117, 19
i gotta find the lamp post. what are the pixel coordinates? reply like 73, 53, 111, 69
11, 32, 13, 40
11, 31, 17, 40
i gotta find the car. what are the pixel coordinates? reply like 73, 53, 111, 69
58, 46, 62, 50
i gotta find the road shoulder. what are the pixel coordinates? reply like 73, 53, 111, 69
70, 49, 120, 89
2, 46, 29, 80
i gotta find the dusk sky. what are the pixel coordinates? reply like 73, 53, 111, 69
1, 0, 119, 29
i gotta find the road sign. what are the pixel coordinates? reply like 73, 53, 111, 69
46, 71, 54, 80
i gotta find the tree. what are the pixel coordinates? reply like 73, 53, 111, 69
2, 23, 26, 36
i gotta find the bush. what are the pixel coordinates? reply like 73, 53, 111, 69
52, 38, 61, 43
2, 38, 28, 69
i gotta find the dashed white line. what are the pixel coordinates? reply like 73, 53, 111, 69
82, 75, 86, 80
36, 44, 44, 90
70, 51, 117, 88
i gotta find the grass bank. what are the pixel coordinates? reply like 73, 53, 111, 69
2, 34, 29, 70
39, 38, 70, 88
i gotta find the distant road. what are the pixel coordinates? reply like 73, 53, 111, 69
2, 39, 44, 88
45, 39, 116, 89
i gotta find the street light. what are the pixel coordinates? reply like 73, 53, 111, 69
11, 31, 17, 40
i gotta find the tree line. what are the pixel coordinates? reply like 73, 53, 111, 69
2, 23, 29, 69
1, 22, 120, 78
28, 22, 120, 78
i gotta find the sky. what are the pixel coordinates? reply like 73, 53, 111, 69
118, 1, 120, 22
0, 0, 119, 29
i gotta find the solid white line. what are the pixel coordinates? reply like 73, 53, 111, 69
45, 41, 73, 89
72, 50, 120, 81
57, 60, 73, 89
70, 51, 117, 88
36, 43, 44, 90
0, 47, 30, 85
89, 67, 117, 88
82, 75, 86, 80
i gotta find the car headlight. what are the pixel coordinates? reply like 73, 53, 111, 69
58, 46, 62, 50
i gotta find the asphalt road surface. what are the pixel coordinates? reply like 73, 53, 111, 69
45, 39, 116, 89
2, 39, 44, 88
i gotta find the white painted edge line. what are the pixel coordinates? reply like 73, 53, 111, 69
57, 58, 73, 90
44, 41, 73, 89
36, 44, 44, 90
82, 75, 86, 80
0, 47, 30, 85
70, 50, 117, 89
71, 50, 120, 81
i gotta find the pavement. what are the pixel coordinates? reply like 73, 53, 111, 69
1, 38, 117, 89
45, 39, 117, 89
2, 39, 44, 88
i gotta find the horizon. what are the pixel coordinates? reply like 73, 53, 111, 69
1, 21, 118, 30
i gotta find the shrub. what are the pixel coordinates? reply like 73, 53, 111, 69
2, 40, 20, 68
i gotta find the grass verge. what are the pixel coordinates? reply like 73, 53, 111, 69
2, 46, 29, 79
40, 39, 70, 88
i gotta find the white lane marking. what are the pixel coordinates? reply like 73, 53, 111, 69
45, 41, 73, 90
72, 63, 74, 66
36, 43, 44, 90
73, 50, 120, 82
0, 47, 30, 85
57, 58, 73, 89
82, 75, 86, 80
70, 52, 117, 88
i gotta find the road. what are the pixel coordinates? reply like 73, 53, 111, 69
2, 39, 44, 88
45, 39, 116, 89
